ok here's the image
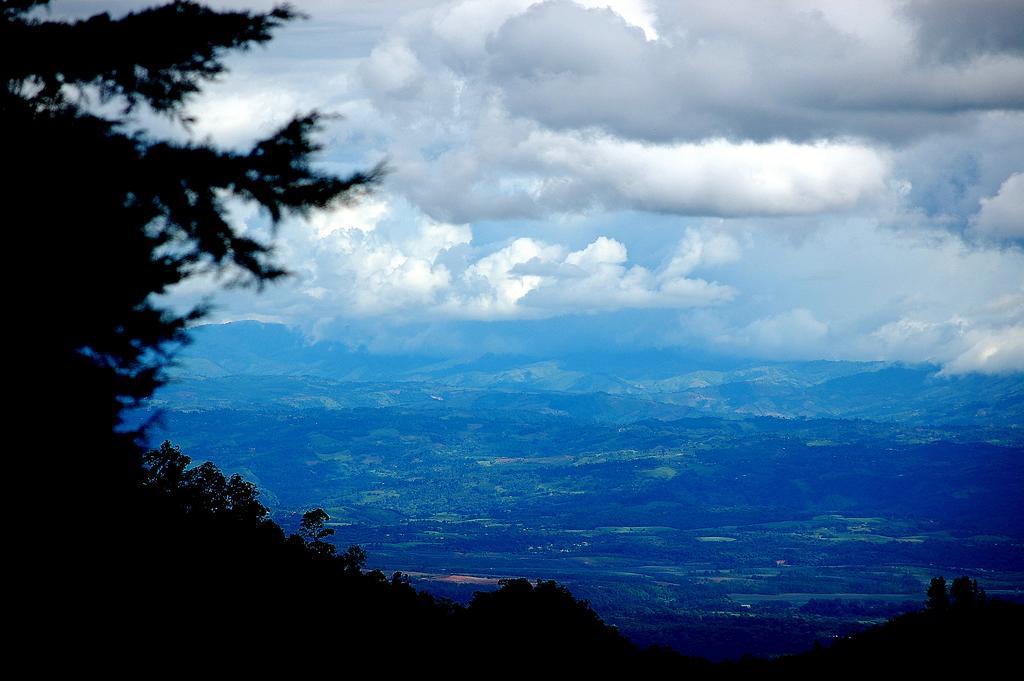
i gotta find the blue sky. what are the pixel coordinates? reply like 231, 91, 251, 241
63, 1, 1024, 372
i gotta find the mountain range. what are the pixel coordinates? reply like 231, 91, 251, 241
167, 321, 1024, 426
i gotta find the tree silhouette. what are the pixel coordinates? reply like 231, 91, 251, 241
928, 575, 987, 613
949, 575, 986, 610
340, 544, 367, 574
3, 1, 379, 496
3, 1, 381, 648
926, 576, 949, 611
299, 508, 336, 558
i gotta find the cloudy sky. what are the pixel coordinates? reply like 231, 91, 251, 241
66, 1, 1024, 372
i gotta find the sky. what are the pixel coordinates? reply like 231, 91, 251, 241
62, 1, 1024, 372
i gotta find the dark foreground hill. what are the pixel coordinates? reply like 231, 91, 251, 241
728, 593, 1023, 677
68, 441, 1022, 676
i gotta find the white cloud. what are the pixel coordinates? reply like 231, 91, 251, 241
439, 229, 738, 319
360, 39, 424, 94
461, 0, 1024, 143
870, 316, 969, 364
746, 309, 829, 350
106, 0, 1020, 231
309, 206, 471, 315
525, 132, 889, 216
706, 308, 830, 360
971, 172, 1024, 240
114, 0, 1023, 375
869, 293, 1024, 374
578, 0, 658, 40
308, 199, 390, 237
942, 325, 1024, 375
511, 233, 737, 315
165, 198, 737, 322
453, 237, 565, 316
345, 0, 1024, 224
662, 220, 1024, 371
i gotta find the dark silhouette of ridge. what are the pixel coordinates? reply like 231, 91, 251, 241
84, 439, 1024, 675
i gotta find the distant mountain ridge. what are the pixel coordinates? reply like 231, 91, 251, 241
168, 321, 1024, 426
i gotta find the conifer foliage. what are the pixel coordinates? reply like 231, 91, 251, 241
2, 0, 378, 486
3, 1, 380, 656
